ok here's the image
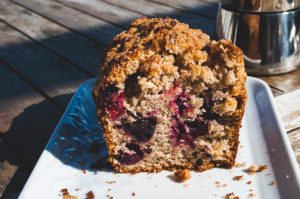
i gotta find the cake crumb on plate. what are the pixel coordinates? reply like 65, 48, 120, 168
233, 175, 244, 181
85, 191, 94, 199
247, 165, 267, 175
60, 188, 77, 199
173, 169, 191, 182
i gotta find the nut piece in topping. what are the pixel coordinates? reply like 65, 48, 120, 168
173, 169, 191, 182
247, 165, 267, 175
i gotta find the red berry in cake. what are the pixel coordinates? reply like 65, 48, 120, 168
171, 116, 195, 148
101, 85, 125, 120
170, 93, 193, 115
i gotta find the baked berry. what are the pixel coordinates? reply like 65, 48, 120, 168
123, 116, 157, 142
186, 116, 208, 137
171, 93, 193, 115
116, 151, 143, 165
116, 143, 144, 165
101, 85, 125, 120
171, 117, 195, 148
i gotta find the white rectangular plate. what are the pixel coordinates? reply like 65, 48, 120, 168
19, 77, 300, 199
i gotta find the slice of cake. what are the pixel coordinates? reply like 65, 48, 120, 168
93, 17, 247, 173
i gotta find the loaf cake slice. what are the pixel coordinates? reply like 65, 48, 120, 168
93, 17, 247, 173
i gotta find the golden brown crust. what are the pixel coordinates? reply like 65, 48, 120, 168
95, 17, 210, 87
93, 17, 247, 173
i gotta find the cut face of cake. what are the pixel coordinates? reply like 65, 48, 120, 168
93, 17, 247, 173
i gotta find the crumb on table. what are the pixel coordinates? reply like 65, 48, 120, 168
173, 169, 191, 182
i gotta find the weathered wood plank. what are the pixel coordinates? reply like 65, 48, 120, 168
0, 160, 17, 197
0, 0, 103, 76
271, 87, 284, 97
11, 0, 123, 46
0, 22, 90, 108
53, 0, 142, 28
103, 0, 216, 36
0, 137, 31, 198
288, 128, 300, 165
0, 60, 62, 165
149, 0, 218, 18
275, 89, 300, 132
0, 138, 18, 197
260, 69, 300, 94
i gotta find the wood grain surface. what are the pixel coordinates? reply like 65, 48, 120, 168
0, 0, 299, 197
0, 0, 103, 76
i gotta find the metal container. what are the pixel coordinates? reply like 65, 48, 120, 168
217, 3, 300, 75
221, 0, 300, 12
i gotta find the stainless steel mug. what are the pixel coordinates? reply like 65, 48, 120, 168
217, 0, 300, 75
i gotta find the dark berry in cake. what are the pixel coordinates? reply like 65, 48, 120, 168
122, 116, 157, 142
116, 143, 144, 165
101, 85, 125, 120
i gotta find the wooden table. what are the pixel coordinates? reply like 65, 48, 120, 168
0, 0, 299, 197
